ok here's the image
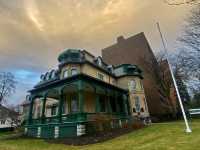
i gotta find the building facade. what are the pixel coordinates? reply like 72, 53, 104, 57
0, 105, 19, 131
102, 33, 175, 119
159, 59, 179, 115
25, 49, 149, 138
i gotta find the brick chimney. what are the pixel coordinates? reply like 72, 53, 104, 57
117, 36, 125, 44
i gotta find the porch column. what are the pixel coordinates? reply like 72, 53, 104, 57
78, 80, 84, 112
123, 94, 128, 116
95, 88, 100, 113
41, 96, 47, 123
28, 96, 34, 124
58, 90, 64, 123
126, 94, 131, 115
107, 95, 112, 114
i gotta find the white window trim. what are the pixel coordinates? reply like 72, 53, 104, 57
63, 69, 69, 78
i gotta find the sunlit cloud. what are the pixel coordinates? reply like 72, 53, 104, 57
0, 0, 192, 105
25, 0, 44, 31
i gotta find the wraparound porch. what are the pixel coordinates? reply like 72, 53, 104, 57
25, 74, 131, 138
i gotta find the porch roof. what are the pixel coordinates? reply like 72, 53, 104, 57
29, 73, 128, 95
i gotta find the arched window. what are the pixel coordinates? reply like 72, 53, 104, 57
140, 80, 144, 90
71, 68, 78, 76
135, 96, 140, 112
63, 69, 68, 78
46, 72, 50, 80
129, 80, 136, 91
144, 97, 148, 111
97, 57, 102, 66
40, 74, 45, 81
51, 70, 56, 79
43, 73, 48, 81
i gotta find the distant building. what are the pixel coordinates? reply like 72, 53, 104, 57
20, 99, 30, 123
25, 49, 149, 138
102, 32, 175, 120
0, 105, 19, 131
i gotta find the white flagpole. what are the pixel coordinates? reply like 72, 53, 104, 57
156, 22, 192, 133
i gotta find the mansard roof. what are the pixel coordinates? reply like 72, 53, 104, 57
35, 49, 143, 87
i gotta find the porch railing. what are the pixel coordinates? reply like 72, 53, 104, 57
29, 112, 128, 125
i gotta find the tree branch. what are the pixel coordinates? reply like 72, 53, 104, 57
164, 0, 200, 5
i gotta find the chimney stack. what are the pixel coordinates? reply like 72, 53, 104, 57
117, 36, 125, 44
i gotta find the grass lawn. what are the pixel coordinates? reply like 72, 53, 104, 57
0, 131, 14, 137
0, 132, 9, 136
0, 119, 199, 150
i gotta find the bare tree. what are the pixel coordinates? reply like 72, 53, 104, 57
164, 0, 200, 5
0, 72, 17, 105
177, 6, 200, 91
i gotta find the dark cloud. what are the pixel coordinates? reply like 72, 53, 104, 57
0, 0, 192, 105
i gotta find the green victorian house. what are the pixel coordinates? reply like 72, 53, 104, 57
25, 49, 149, 138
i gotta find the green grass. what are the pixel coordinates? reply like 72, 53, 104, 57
0, 120, 199, 150
0, 131, 14, 136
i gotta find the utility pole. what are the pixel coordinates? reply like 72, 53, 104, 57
156, 22, 192, 133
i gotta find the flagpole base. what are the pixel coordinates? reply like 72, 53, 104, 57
186, 128, 192, 133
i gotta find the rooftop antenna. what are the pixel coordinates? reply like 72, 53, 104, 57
156, 22, 192, 133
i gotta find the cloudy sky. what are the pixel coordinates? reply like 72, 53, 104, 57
0, 0, 192, 105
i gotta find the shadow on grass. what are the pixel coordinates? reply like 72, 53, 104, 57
2, 127, 146, 146
46, 127, 137, 146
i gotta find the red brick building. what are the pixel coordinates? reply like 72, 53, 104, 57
159, 59, 178, 115
102, 32, 175, 120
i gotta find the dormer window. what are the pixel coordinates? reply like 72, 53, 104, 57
40, 74, 45, 81
46, 72, 51, 80
127, 65, 136, 74
51, 70, 56, 79
107, 65, 113, 73
44, 73, 49, 80
63, 69, 68, 78
97, 57, 102, 66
